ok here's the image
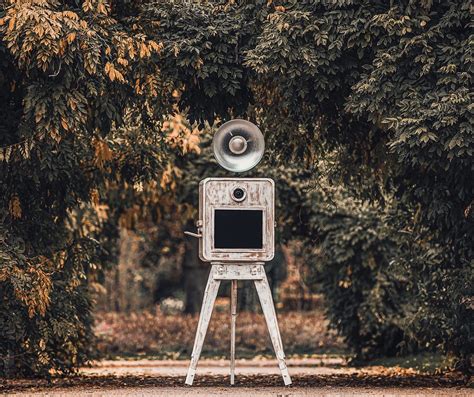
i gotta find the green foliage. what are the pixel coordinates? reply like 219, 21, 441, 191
306, 191, 408, 359
243, 0, 473, 368
392, 232, 474, 371
0, 0, 176, 376
141, 0, 264, 121
0, 220, 96, 376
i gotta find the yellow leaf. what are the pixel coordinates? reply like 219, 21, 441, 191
128, 43, 136, 59
61, 118, 69, 130
7, 16, 15, 33
148, 40, 163, 53
195, 57, 203, 69
135, 79, 142, 94
63, 11, 79, 20
98, 2, 108, 15
117, 57, 128, 66
66, 32, 76, 44
50, 127, 61, 143
139, 42, 150, 58
68, 97, 77, 110
9, 195, 22, 219
114, 69, 124, 82
90, 189, 100, 206
94, 139, 113, 169
58, 39, 67, 55
109, 68, 116, 81
35, 24, 45, 38
83, 0, 92, 12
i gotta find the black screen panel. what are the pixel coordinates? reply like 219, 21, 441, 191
214, 209, 263, 249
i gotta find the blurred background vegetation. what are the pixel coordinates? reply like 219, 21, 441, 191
0, 0, 472, 378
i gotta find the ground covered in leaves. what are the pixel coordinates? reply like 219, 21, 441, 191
3, 311, 470, 394
95, 310, 344, 358
1, 373, 471, 394
2, 358, 471, 394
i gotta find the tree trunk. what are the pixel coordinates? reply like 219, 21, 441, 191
182, 234, 210, 314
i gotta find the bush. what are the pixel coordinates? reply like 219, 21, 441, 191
311, 206, 406, 359
0, 0, 168, 376
246, 0, 473, 371
0, 224, 95, 377
293, 175, 408, 360
301, 176, 473, 368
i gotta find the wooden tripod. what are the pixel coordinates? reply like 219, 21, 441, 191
185, 263, 292, 386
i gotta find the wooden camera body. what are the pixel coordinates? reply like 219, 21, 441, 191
198, 177, 275, 263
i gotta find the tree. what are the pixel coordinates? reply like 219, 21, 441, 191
245, 0, 473, 367
0, 0, 176, 376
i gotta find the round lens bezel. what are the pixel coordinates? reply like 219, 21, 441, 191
231, 187, 246, 202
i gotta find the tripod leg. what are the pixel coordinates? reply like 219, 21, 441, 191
185, 268, 221, 385
230, 280, 237, 385
255, 273, 292, 386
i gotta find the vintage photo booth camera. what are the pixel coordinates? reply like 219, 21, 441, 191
184, 119, 292, 386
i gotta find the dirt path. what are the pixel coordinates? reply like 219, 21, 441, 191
11, 386, 474, 396
80, 357, 350, 377
4, 358, 472, 396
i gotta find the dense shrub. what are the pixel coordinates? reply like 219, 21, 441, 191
0, 222, 96, 376
245, 0, 473, 369
0, 0, 175, 376
308, 198, 408, 360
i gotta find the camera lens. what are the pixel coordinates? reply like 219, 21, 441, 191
231, 187, 246, 201
233, 188, 244, 199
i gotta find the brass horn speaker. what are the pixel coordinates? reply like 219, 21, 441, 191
213, 119, 265, 172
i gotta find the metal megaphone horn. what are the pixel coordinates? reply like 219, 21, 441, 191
212, 119, 265, 172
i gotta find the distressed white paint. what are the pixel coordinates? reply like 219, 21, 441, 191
254, 273, 292, 386
185, 264, 292, 386
198, 178, 275, 263
185, 267, 221, 386
212, 262, 265, 280
186, 177, 290, 386
230, 280, 237, 385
